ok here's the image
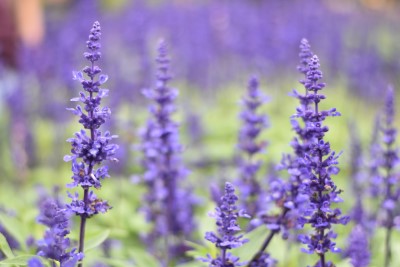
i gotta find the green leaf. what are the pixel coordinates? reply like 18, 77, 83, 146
0, 214, 26, 251
184, 240, 211, 260
0, 233, 14, 259
84, 229, 110, 252
97, 257, 132, 267
129, 248, 159, 267
0, 255, 36, 266
234, 225, 270, 262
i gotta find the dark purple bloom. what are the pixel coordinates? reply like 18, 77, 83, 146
343, 225, 370, 267
64, 21, 117, 217
201, 182, 249, 267
258, 39, 315, 241
35, 197, 83, 266
140, 41, 196, 265
235, 76, 268, 220
294, 52, 349, 265
64, 21, 117, 266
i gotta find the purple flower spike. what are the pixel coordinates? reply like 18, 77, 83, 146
201, 182, 249, 267
293, 46, 348, 266
343, 225, 370, 267
35, 197, 83, 266
65, 21, 118, 266
376, 86, 399, 267
236, 76, 268, 221
140, 40, 196, 265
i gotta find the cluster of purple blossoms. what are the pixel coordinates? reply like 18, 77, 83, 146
28, 197, 83, 267
295, 54, 349, 266
235, 76, 268, 221
64, 21, 118, 263
140, 41, 196, 264
201, 182, 249, 267
257, 39, 315, 246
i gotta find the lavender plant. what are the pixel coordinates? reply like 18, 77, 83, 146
235, 76, 268, 221
247, 39, 314, 265
347, 123, 369, 228
140, 40, 196, 266
296, 55, 349, 266
378, 87, 399, 267
201, 182, 249, 267
64, 21, 118, 267
343, 225, 370, 267
342, 124, 371, 267
31, 197, 82, 267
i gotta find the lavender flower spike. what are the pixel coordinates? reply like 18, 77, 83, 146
343, 225, 370, 267
296, 55, 349, 267
64, 21, 118, 267
236, 76, 268, 219
140, 40, 196, 265
31, 197, 83, 267
201, 182, 249, 267
379, 86, 399, 267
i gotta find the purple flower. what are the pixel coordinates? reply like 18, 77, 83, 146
202, 182, 249, 267
295, 51, 349, 265
235, 76, 268, 220
65, 21, 117, 216
64, 21, 117, 265
373, 86, 400, 267
368, 115, 382, 199
35, 197, 83, 266
140, 41, 196, 265
343, 225, 370, 267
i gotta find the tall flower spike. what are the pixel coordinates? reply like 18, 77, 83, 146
201, 182, 249, 267
236, 76, 268, 222
65, 21, 118, 267
378, 86, 399, 267
140, 40, 196, 266
343, 225, 370, 267
296, 55, 349, 267
347, 123, 369, 228
247, 40, 314, 266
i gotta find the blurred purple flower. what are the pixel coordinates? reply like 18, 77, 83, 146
140, 41, 196, 265
235, 76, 268, 221
343, 225, 370, 267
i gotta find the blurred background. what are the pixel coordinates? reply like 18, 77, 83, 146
0, 0, 400, 266
1, 0, 400, 177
